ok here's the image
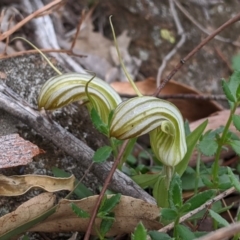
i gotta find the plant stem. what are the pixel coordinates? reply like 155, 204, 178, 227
173, 216, 180, 240
212, 103, 238, 185
154, 11, 240, 96
194, 151, 201, 194
84, 139, 129, 240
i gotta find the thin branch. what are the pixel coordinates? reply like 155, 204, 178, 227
214, 47, 233, 72
0, 83, 156, 205
22, 0, 86, 73
159, 187, 236, 233
70, 10, 86, 51
154, 10, 240, 96
84, 140, 129, 240
0, 0, 63, 41
119, 93, 227, 101
196, 222, 240, 240
174, 0, 240, 47
0, 48, 86, 60
156, 0, 186, 87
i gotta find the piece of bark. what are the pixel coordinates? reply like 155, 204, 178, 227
0, 54, 155, 204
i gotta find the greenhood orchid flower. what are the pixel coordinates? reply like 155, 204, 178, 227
38, 72, 122, 124
110, 96, 187, 167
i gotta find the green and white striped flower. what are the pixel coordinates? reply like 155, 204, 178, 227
38, 72, 122, 124
110, 96, 187, 167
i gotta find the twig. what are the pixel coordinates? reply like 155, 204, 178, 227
0, 48, 86, 60
119, 93, 227, 101
196, 222, 240, 240
154, 10, 240, 96
159, 187, 236, 233
84, 140, 129, 240
156, 0, 186, 87
70, 10, 86, 51
22, 0, 86, 73
214, 47, 233, 73
0, 83, 156, 204
0, 0, 63, 41
174, 0, 240, 47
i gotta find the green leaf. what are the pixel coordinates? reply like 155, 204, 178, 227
120, 138, 137, 166
98, 193, 121, 215
132, 174, 160, 189
169, 174, 182, 209
230, 140, 240, 155
184, 190, 216, 211
233, 115, 240, 131
181, 170, 204, 190
153, 176, 168, 207
176, 120, 208, 176
176, 224, 196, 240
131, 222, 147, 240
91, 108, 109, 135
198, 138, 218, 156
148, 231, 172, 240
222, 80, 236, 102
232, 54, 240, 71
52, 167, 93, 198
209, 209, 229, 227
70, 203, 90, 218
93, 146, 112, 163
201, 175, 214, 188
228, 71, 240, 102
179, 203, 191, 214
237, 84, 240, 100
161, 208, 178, 221
184, 120, 191, 137
228, 167, 240, 191
100, 214, 115, 236
22, 235, 30, 240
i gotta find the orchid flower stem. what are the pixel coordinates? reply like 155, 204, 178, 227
84, 139, 129, 240
173, 216, 180, 239
109, 16, 142, 97
212, 102, 238, 185
194, 151, 201, 194
164, 165, 174, 188
110, 138, 118, 157
12, 37, 62, 75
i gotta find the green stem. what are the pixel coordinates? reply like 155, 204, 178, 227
109, 16, 142, 97
212, 102, 238, 185
173, 216, 180, 240
164, 165, 174, 189
110, 138, 118, 158
194, 151, 201, 194
12, 37, 62, 75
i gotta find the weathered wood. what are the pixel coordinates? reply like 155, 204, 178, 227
0, 55, 156, 204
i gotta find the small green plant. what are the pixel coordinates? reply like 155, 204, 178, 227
15, 16, 240, 240
71, 194, 121, 239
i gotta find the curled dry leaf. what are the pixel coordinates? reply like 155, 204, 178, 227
0, 174, 75, 196
29, 195, 161, 236
0, 193, 55, 236
111, 78, 223, 122
0, 134, 44, 169
189, 108, 240, 166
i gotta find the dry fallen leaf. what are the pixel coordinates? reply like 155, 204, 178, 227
0, 192, 55, 236
0, 174, 75, 196
0, 133, 44, 169
29, 195, 161, 236
111, 78, 223, 122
